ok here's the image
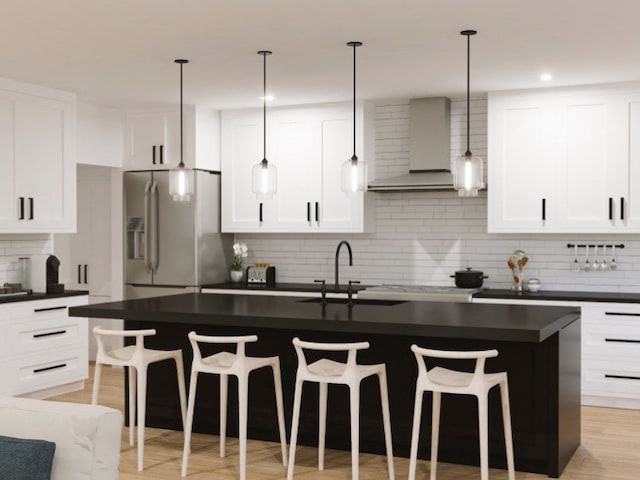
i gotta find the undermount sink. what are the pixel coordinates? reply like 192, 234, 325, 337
298, 298, 406, 307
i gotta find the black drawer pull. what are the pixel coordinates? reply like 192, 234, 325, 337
605, 338, 640, 344
33, 330, 67, 339
307, 202, 311, 222
33, 306, 67, 313
605, 374, 640, 381
542, 198, 546, 221
77, 264, 81, 283
259, 202, 263, 223
152, 145, 157, 164
28, 197, 34, 220
84, 264, 88, 284
315, 201, 319, 222
621, 197, 625, 221
34, 363, 67, 374
159, 145, 164, 164
609, 197, 613, 220
18, 197, 24, 220
605, 312, 640, 317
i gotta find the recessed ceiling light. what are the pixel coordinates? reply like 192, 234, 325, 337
260, 95, 276, 101
540, 73, 553, 81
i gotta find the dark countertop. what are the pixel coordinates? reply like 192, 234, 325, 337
0, 289, 89, 305
201, 282, 370, 294
69, 292, 579, 343
474, 289, 640, 303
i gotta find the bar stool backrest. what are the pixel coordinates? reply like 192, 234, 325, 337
410, 345, 498, 394
188, 332, 258, 370
292, 337, 370, 382
93, 326, 156, 366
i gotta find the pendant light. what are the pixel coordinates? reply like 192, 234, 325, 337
341, 41, 367, 194
169, 59, 194, 202
453, 30, 484, 197
252, 50, 277, 200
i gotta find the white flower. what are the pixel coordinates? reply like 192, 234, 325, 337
233, 242, 248, 258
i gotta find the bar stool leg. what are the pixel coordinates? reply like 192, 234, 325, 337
378, 370, 395, 480
137, 364, 148, 471
430, 392, 441, 480
219, 374, 228, 458
238, 374, 249, 480
500, 380, 516, 480
91, 362, 102, 405
318, 382, 328, 470
271, 362, 288, 466
174, 354, 188, 430
349, 383, 360, 480
181, 369, 199, 477
478, 393, 489, 480
287, 379, 304, 480
128, 366, 136, 447
408, 389, 424, 480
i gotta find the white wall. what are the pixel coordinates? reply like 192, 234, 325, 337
237, 97, 640, 293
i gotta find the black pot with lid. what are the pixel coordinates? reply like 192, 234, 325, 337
450, 267, 488, 288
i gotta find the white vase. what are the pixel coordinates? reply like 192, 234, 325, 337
230, 270, 243, 283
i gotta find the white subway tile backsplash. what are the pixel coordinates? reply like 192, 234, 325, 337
0, 234, 52, 285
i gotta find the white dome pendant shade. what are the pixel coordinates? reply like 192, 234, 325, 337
341, 41, 367, 194
252, 50, 277, 200
453, 30, 485, 197
169, 59, 194, 202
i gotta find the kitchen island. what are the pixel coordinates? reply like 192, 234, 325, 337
70, 293, 580, 478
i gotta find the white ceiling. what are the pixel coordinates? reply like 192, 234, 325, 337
2, 0, 640, 110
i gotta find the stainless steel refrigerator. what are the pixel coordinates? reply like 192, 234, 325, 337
124, 169, 232, 299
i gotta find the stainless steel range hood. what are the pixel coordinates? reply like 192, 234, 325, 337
368, 97, 453, 191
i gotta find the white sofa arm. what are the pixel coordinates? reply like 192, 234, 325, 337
0, 395, 122, 480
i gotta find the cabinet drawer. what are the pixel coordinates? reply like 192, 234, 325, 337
0, 295, 88, 323
6, 347, 88, 396
583, 357, 640, 399
6, 316, 87, 357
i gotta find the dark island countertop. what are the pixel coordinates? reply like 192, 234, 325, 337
0, 289, 89, 305
69, 292, 579, 343
475, 288, 640, 303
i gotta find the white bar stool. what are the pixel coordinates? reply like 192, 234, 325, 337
91, 326, 188, 471
287, 337, 395, 480
181, 332, 287, 480
408, 345, 515, 480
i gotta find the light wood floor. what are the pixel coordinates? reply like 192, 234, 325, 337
51, 364, 640, 479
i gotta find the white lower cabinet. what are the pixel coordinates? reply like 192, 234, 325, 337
0, 295, 89, 398
581, 302, 640, 408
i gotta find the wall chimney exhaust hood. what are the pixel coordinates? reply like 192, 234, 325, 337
368, 97, 453, 191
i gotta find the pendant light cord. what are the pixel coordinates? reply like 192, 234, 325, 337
263, 51, 267, 162
180, 61, 184, 167
353, 43, 356, 159
466, 32, 470, 155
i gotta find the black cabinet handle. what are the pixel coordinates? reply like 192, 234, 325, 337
33, 330, 67, 339
307, 202, 311, 222
621, 197, 625, 221
605, 312, 640, 317
542, 198, 546, 221
609, 197, 613, 220
605, 374, 640, 381
28, 197, 34, 220
259, 202, 263, 223
84, 264, 88, 284
605, 338, 640, 343
34, 363, 67, 374
152, 145, 157, 164
159, 145, 164, 164
315, 202, 319, 222
18, 197, 25, 220
33, 306, 67, 313
77, 264, 81, 284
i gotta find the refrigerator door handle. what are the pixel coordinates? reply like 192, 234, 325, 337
143, 180, 152, 272
150, 180, 159, 273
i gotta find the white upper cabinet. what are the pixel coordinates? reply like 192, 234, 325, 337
221, 101, 374, 233
0, 79, 76, 233
125, 105, 220, 171
489, 84, 640, 233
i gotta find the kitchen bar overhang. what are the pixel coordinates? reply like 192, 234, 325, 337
70, 293, 581, 478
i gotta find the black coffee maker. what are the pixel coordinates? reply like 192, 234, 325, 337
30, 254, 64, 293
